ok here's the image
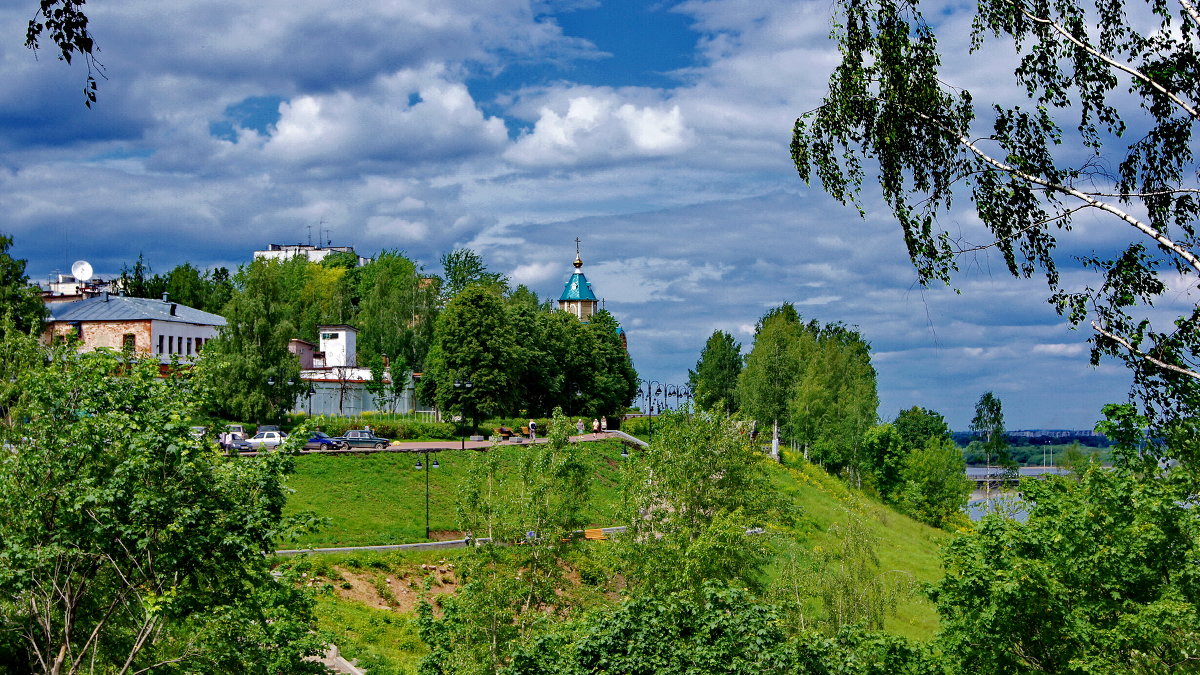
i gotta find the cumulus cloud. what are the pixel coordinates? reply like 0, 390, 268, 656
261, 66, 507, 167
505, 92, 693, 167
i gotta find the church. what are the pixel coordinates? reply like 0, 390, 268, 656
557, 241, 628, 350
558, 241, 599, 322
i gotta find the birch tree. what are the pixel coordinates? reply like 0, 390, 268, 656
793, 0, 1200, 427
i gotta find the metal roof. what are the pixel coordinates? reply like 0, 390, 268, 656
47, 295, 227, 326
559, 272, 597, 302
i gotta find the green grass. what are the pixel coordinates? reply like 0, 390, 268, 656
283, 439, 957, 672
282, 441, 631, 548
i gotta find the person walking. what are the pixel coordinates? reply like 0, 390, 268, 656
576, 419, 585, 434
592, 418, 600, 433
600, 416, 607, 432
529, 419, 537, 440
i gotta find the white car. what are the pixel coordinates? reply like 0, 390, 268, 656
245, 430, 287, 449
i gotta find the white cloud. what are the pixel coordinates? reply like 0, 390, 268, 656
505, 93, 692, 167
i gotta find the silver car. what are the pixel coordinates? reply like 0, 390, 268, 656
244, 430, 287, 449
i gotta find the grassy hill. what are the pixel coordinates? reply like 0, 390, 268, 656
277, 441, 952, 672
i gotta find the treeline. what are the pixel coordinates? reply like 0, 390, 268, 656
691, 303, 971, 528
115, 248, 637, 424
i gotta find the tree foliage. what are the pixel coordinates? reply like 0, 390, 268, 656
439, 248, 507, 301
0, 330, 325, 674
737, 305, 878, 474
793, 0, 1200, 430
618, 410, 774, 596
418, 410, 591, 675
689, 330, 744, 414
0, 234, 47, 338
970, 391, 1014, 471
202, 258, 303, 423
421, 284, 518, 430
934, 414, 1200, 672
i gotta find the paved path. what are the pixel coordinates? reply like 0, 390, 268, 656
241, 432, 624, 456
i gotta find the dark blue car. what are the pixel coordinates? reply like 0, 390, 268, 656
303, 431, 346, 450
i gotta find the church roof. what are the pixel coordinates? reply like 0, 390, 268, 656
559, 272, 597, 302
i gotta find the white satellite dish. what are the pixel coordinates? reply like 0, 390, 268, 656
71, 260, 93, 281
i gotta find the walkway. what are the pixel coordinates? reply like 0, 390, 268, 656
241, 431, 625, 456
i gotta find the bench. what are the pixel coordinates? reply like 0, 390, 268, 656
584, 528, 607, 541
494, 427, 514, 439
520, 426, 531, 437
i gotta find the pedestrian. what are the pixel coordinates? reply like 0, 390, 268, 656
592, 418, 600, 433
576, 419, 585, 434
529, 419, 537, 440
601, 416, 607, 432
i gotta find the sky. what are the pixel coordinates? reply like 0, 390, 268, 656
0, 0, 1181, 430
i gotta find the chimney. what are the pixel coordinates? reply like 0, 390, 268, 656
170, 303, 177, 316
101, 291, 109, 302
162, 292, 169, 302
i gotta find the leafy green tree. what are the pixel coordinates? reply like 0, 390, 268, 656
421, 284, 517, 431
895, 438, 973, 529
507, 584, 944, 675
116, 253, 167, 299
0, 234, 47, 337
790, 324, 879, 477
618, 410, 773, 596
354, 250, 437, 372
792, 0, 1200, 430
419, 410, 590, 675
689, 330, 743, 414
893, 406, 952, 452
439, 248, 507, 301
580, 309, 638, 418
861, 423, 906, 499
202, 258, 303, 423
737, 306, 809, 448
934, 413, 1200, 672
970, 392, 1014, 474
0, 331, 326, 674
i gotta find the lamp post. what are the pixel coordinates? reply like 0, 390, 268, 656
414, 450, 441, 540
454, 378, 472, 449
306, 382, 316, 416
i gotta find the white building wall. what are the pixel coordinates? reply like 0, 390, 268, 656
150, 320, 221, 363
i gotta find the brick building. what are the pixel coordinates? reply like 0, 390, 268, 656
44, 292, 226, 363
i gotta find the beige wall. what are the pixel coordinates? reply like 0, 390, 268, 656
47, 319, 153, 354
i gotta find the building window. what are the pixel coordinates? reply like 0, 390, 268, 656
321, 332, 338, 340
168, 336, 174, 353
196, 337, 204, 352
122, 334, 136, 351
186, 337, 193, 355
158, 334, 164, 354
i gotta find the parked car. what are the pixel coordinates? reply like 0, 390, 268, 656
304, 431, 346, 450
333, 429, 391, 449
245, 430, 287, 450
256, 424, 281, 433
225, 424, 246, 436
224, 433, 252, 453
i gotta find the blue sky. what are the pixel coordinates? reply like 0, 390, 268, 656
0, 0, 1174, 429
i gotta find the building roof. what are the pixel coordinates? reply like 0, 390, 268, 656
47, 295, 227, 326
559, 272, 597, 302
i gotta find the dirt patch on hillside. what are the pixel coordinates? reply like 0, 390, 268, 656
330, 563, 459, 613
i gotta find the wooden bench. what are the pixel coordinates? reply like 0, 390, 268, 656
494, 427, 514, 439
520, 426, 531, 438
584, 528, 607, 541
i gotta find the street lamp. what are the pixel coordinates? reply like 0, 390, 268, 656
306, 382, 316, 416
414, 450, 441, 540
